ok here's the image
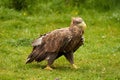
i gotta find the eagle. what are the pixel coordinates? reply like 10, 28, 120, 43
26, 17, 87, 70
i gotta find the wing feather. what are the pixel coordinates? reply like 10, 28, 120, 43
26, 28, 72, 63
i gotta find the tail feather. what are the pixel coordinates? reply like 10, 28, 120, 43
26, 52, 38, 64
26, 45, 45, 64
26, 58, 32, 64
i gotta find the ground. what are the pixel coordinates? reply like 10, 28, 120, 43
0, 7, 120, 80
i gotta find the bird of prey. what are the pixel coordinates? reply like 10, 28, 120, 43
26, 17, 87, 70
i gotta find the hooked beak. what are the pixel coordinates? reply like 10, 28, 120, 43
79, 21, 87, 30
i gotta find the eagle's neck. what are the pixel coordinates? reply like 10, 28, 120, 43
69, 25, 84, 35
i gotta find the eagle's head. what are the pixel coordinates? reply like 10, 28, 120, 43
71, 17, 87, 30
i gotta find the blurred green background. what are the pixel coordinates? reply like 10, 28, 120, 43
0, 0, 120, 80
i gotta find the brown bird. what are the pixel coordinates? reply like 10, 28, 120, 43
26, 17, 87, 70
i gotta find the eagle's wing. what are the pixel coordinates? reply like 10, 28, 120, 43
26, 28, 72, 63
32, 28, 72, 52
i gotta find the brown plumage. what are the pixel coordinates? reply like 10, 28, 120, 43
26, 17, 87, 70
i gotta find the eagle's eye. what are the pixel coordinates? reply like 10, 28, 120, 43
74, 21, 82, 24
76, 21, 82, 24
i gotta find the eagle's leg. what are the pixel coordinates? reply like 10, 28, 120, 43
64, 52, 78, 69
44, 59, 54, 70
44, 53, 58, 70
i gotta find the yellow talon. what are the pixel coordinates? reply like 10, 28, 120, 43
72, 64, 78, 69
44, 65, 53, 70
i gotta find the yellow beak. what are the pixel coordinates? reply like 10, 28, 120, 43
79, 21, 87, 30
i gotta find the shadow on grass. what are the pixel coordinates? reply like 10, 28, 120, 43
25, 63, 44, 69
26, 63, 70, 70
26, 63, 90, 73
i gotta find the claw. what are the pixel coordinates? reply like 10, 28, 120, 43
44, 65, 53, 70
72, 64, 78, 69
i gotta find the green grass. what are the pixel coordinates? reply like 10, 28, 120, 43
0, 7, 120, 80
